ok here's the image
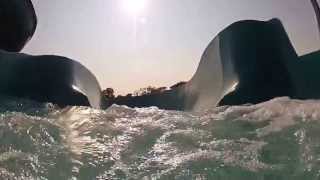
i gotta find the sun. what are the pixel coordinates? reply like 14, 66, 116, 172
123, 0, 147, 14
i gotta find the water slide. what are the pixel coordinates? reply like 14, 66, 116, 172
111, 18, 320, 111
3, 1, 320, 111
0, 0, 37, 52
185, 19, 320, 111
0, 0, 104, 108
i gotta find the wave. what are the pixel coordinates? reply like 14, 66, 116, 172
0, 96, 320, 179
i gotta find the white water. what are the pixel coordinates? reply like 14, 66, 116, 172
0, 96, 320, 179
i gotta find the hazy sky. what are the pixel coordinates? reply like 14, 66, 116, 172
24, 0, 319, 95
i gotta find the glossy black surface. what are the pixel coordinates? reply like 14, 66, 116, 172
0, 0, 37, 52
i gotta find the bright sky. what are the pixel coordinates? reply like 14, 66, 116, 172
24, 0, 319, 95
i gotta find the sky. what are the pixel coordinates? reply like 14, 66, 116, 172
24, 0, 319, 95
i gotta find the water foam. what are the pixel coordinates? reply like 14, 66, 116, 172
0, 97, 320, 179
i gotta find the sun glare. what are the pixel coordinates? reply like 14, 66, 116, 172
123, 0, 147, 14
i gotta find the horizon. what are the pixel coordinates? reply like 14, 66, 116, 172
24, 0, 319, 95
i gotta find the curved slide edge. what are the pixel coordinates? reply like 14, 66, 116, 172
184, 19, 300, 111
0, 50, 104, 109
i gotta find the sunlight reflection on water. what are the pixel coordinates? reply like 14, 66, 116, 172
0, 97, 320, 179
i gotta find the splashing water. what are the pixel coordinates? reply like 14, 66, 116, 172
0, 96, 320, 179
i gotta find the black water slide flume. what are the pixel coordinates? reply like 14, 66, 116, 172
113, 19, 320, 111
1, 0, 320, 111
0, 0, 103, 109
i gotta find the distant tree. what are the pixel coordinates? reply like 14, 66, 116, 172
102, 88, 115, 99
155, 87, 167, 93
133, 86, 158, 96
170, 81, 187, 90
116, 95, 124, 99
158, 87, 167, 91
147, 86, 167, 94
311, 0, 320, 37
